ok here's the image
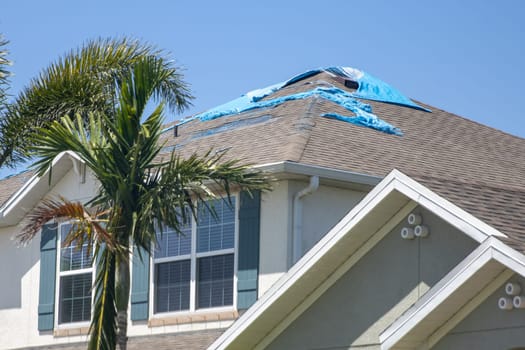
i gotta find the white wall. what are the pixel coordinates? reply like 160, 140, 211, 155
0, 169, 98, 348
49, 167, 99, 203
0, 225, 42, 347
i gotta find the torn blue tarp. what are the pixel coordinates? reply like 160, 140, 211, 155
289, 67, 429, 111
188, 87, 374, 123
180, 86, 402, 135
352, 71, 427, 110
321, 113, 402, 136
177, 66, 430, 135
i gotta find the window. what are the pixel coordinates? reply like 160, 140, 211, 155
57, 223, 93, 324
153, 196, 237, 314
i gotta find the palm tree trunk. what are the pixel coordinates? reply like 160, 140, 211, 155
115, 253, 130, 350
116, 309, 128, 350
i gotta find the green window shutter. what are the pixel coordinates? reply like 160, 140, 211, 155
131, 246, 150, 321
237, 191, 261, 309
38, 223, 57, 331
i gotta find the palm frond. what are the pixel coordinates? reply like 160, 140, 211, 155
132, 149, 270, 252
17, 37, 270, 350
30, 113, 103, 176
0, 37, 192, 168
18, 196, 115, 251
0, 34, 11, 108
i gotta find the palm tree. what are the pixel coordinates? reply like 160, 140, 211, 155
0, 37, 192, 168
18, 57, 268, 350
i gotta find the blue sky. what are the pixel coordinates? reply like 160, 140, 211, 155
1, 0, 524, 178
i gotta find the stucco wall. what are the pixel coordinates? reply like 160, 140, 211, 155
2, 169, 482, 350
433, 275, 525, 350
0, 169, 240, 349
259, 181, 292, 295
266, 207, 476, 350
300, 183, 366, 256
0, 173, 367, 348
0, 169, 98, 348
0, 225, 42, 348
258, 180, 366, 296
48, 167, 99, 202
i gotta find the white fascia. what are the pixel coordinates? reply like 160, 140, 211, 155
0, 151, 84, 226
255, 161, 382, 187
208, 169, 508, 350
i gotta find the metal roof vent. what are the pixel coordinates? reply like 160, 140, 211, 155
344, 79, 359, 90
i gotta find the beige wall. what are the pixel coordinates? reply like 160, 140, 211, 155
433, 275, 525, 350
0, 169, 234, 349
49, 167, 99, 202
266, 207, 477, 350
301, 183, 366, 256
258, 180, 366, 296
0, 172, 368, 348
259, 181, 292, 295
2, 171, 488, 350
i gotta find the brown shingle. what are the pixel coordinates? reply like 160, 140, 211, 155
2, 70, 524, 245
0, 170, 35, 207
413, 175, 525, 251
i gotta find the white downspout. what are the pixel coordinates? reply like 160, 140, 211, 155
292, 176, 319, 263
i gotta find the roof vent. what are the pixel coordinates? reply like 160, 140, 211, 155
344, 79, 359, 90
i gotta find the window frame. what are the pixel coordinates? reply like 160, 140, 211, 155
149, 193, 239, 318
53, 221, 95, 329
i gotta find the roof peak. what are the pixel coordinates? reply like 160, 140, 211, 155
178, 66, 430, 136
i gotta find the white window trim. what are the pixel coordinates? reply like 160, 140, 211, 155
54, 221, 94, 329
149, 194, 239, 318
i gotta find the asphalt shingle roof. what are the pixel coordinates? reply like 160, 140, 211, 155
2, 71, 524, 244
168, 71, 525, 244
0, 169, 34, 208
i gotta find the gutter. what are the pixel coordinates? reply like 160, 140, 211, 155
292, 175, 319, 263
255, 161, 382, 187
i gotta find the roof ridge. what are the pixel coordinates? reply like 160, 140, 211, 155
282, 96, 318, 162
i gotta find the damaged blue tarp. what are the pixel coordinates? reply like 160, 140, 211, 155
352, 71, 428, 111
322, 113, 402, 136
177, 66, 429, 135
284, 66, 429, 111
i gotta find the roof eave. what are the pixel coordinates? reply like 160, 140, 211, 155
255, 161, 382, 191
0, 151, 84, 227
